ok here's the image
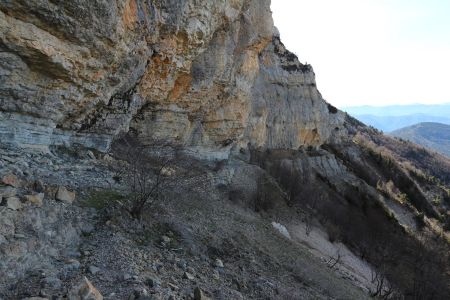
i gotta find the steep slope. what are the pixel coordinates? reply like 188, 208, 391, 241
1, 1, 450, 300
391, 122, 450, 157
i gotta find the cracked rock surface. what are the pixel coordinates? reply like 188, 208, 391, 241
0, 0, 343, 157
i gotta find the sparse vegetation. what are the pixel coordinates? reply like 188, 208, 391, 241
250, 145, 450, 299
82, 189, 125, 210
109, 136, 207, 219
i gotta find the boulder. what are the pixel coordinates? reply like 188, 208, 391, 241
102, 154, 114, 162
1, 174, 20, 188
0, 186, 17, 198
65, 259, 81, 271
88, 265, 100, 275
213, 259, 224, 268
68, 277, 103, 300
161, 235, 171, 243
183, 272, 195, 281
56, 186, 76, 203
86, 151, 96, 160
271, 222, 291, 239
6, 197, 22, 210
24, 193, 45, 207
33, 180, 45, 193
194, 287, 211, 300
144, 276, 160, 288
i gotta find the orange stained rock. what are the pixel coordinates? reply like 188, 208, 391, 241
122, 0, 138, 29
168, 73, 192, 101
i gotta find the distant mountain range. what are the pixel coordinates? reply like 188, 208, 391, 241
390, 122, 450, 157
343, 103, 450, 132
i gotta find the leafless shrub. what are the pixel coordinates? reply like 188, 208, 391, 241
327, 246, 343, 269
111, 136, 207, 219
301, 203, 317, 236
254, 174, 288, 212
370, 268, 399, 300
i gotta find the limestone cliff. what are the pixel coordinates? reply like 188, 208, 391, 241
0, 0, 344, 156
1, 2, 450, 299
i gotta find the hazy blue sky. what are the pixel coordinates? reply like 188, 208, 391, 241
271, 0, 450, 108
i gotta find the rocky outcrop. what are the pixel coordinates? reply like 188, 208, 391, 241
0, 0, 344, 157
1, 2, 450, 299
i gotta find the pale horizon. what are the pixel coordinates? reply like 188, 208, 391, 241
271, 0, 450, 108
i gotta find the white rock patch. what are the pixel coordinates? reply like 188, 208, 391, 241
271, 222, 291, 240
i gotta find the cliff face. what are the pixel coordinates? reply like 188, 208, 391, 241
1, 2, 450, 299
0, 0, 344, 156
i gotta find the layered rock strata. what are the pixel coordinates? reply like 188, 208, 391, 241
0, 0, 344, 157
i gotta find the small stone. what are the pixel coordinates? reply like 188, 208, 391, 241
176, 259, 187, 270
21, 297, 49, 300
0, 234, 7, 245
161, 166, 175, 177
2, 174, 20, 188
87, 151, 96, 160
88, 266, 100, 275
145, 276, 160, 288
102, 154, 114, 162
42, 276, 62, 290
212, 270, 220, 280
183, 272, 195, 281
0, 186, 17, 198
24, 193, 44, 207
81, 223, 95, 235
140, 289, 149, 297
213, 259, 224, 268
128, 289, 152, 300
65, 259, 81, 271
56, 186, 76, 203
194, 287, 210, 300
123, 273, 132, 281
67, 276, 103, 300
161, 235, 171, 243
6, 197, 22, 210
33, 180, 45, 193
14, 233, 26, 239
271, 222, 291, 239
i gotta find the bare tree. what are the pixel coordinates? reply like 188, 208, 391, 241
111, 136, 207, 219
327, 246, 343, 269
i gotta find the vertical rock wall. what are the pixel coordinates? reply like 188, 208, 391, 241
0, 0, 344, 157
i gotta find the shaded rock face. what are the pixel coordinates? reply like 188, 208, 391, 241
0, 0, 344, 156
